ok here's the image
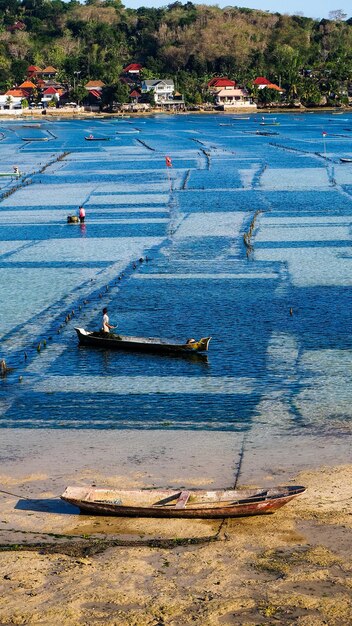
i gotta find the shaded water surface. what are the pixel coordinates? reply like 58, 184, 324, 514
0, 113, 352, 432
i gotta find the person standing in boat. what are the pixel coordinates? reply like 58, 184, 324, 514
102, 307, 115, 333
78, 206, 86, 223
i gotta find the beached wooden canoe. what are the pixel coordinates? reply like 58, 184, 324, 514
75, 327, 211, 355
61, 485, 306, 518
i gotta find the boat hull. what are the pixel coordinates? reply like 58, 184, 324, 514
75, 328, 211, 355
61, 485, 306, 519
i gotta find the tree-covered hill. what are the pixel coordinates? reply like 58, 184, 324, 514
1, 0, 352, 106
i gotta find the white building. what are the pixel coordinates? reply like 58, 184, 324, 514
0, 89, 25, 109
141, 79, 175, 104
215, 88, 256, 110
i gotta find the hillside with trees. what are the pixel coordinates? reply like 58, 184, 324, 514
1, 0, 352, 107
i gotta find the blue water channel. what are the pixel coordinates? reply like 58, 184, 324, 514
0, 112, 352, 431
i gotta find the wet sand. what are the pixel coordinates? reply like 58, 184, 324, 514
0, 429, 351, 624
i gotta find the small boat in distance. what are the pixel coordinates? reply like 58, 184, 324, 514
75, 327, 211, 355
256, 130, 279, 136
340, 158, 352, 163
21, 137, 48, 141
0, 171, 21, 177
61, 484, 306, 518
85, 135, 110, 141
260, 122, 280, 126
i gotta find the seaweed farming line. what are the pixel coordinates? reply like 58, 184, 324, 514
252, 163, 268, 188
0, 151, 71, 203
243, 210, 262, 258
136, 138, 156, 151
269, 141, 335, 163
181, 169, 191, 190
0, 235, 169, 379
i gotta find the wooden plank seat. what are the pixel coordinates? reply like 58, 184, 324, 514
175, 490, 191, 509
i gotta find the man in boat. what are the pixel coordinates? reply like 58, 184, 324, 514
102, 307, 115, 333
78, 206, 86, 223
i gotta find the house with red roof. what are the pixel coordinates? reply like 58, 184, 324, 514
41, 86, 60, 106
253, 76, 284, 92
207, 77, 237, 93
123, 63, 143, 75
253, 76, 271, 87
129, 89, 141, 103
27, 65, 42, 78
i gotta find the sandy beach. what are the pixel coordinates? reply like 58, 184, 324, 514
0, 430, 351, 625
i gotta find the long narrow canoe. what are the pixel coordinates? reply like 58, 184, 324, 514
340, 158, 352, 163
84, 136, 110, 141
61, 485, 306, 518
21, 137, 48, 141
75, 327, 211, 355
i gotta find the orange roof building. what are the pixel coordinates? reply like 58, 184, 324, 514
85, 80, 105, 90
19, 80, 36, 89
41, 66, 58, 75
5, 88, 28, 98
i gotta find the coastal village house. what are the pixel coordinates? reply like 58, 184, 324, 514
123, 63, 143, 77
84, 80, 105, 107
207, 77, 256, 109
207, 77, 237, 93
0, 89, 26, 109
141, 79, 184, 109
253, 76, 285, 94
215, 87, 256, 109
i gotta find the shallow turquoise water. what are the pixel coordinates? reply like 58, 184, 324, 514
1, 112, 352, 432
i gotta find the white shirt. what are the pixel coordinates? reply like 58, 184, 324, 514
102, 313, 109, 332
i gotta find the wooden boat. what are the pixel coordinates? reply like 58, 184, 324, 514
256, 130, 279, 136
75, 327, 211, 355
85, 136, 110, 141
61, 485, 306, 518
340, 158, 352, 163
21, 137, 48, 141
0, 171, 20, 177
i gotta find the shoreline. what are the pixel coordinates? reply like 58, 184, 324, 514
0, 105, 351, 119
0, 425, 351, 545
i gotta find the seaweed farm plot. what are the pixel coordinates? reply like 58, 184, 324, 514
0, 113, 352, 436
